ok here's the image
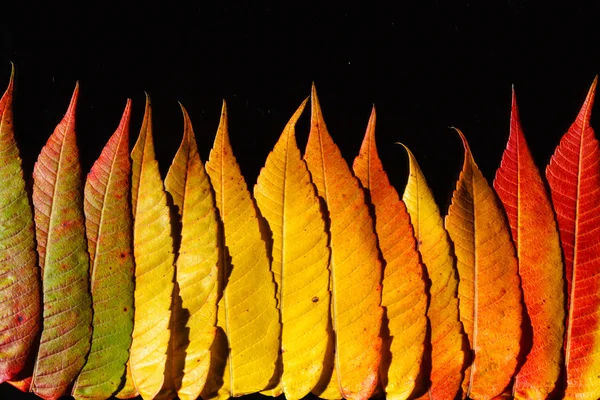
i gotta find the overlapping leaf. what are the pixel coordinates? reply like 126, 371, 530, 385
0, 66, 40, 385
30, 84, 93, 400
202, 101, 280, 399
546, 77, 600, 399
71, 100, 135, 400
352, 108, 427, 400
304, 85, 383, 400
401, 145, 465, 400
254, 99, 331, 400
129, 96, 175, 399
444, 129, 522, 400
114, 362, 138, 399
160, 104, 219, 400
494, 90, 565, 400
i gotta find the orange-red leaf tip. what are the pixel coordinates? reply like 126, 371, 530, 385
578, 75, 598, 125
7, 62, 14, 89
452, 127, 473, 158
66, 82, 80, 117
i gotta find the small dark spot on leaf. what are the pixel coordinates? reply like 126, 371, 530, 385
120, 252, 127, 259
123, 307, 128, 312
17, 315, 23, 323
312, 296, 319, 303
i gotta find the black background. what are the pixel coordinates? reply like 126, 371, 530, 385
1, 1, 600, 399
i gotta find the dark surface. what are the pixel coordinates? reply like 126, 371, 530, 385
1, 1, 600, 399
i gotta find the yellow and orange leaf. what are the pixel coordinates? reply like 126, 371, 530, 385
304, 85, 383, 400
254, 99, 331, 400
401, 144, 465, 400
494, 89, 565, 400
202, 101, 280, 398
546, 77, 600, 399
0, 65, 40, 385
129, 95, 175, 399
30, 84, 93, 400
160, 104, 219, 400
352, 107, 427, 400
444, 129, 522, 400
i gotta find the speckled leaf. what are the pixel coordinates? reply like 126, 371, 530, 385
0, 65, 40, 384
30, 84, 93, 400
71, 100, 135, 400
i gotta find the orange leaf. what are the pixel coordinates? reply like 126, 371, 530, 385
304, 85, 383, 400
352, 107, 427, 400
402, 144, 465, 400
30, 84, 93, 400
0, 65, 40, 384
494, 90, 565, 399
546, 77, 600, 399
445, 129, 522, 399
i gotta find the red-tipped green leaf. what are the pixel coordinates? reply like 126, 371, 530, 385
72, 100, 135, 400
0, 65, 40, 384
31, 84, 93, 400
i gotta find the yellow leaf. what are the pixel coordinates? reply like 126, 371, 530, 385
254, 99, 331, 400
129, 95, 175, 399
161, 104, 219, 400
402, 145, 465, 400
202, 101, 280, 398
304, 85, 383, 400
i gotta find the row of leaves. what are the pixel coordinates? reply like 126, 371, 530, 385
0, 65, 599, 400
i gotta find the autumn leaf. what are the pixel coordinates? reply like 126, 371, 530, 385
254, 99, 331, 400
202, 101, 280, 399
0, 65, 40, 385
546, 77, 600, 399
304, 85, 383, 400
71, 100, 135, 400
30, 83, 93, 400
160, 104, 219, 400
445, 129, 522, 400
114, 361, 138, 399
401, 144, 465, 400
494, 89, 565, 400
129, 95, 175, 399
352, 107, 427, 400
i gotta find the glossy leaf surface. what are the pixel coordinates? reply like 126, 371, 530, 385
0, 66, 40, 384
304, 85, 383, 400
254, 99, 330, 400
402, 145, 465, 400
31, 84, 93, 400
129, 96, 175, 399
546, 78, 600, 399
202, 101, 280, 398
445, 129, 522, 400
71, 100, 135, 400
494, 90, 565, 400
352, 108, 427, 400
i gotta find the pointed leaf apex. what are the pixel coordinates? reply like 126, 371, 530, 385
578, 76, 598, 126
452, 127, 474, 166
117, 99, 133, 134
65, 82, 80, 118
7, 62, 15, 92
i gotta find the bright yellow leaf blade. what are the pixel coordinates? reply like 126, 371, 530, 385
445, 129, 522, 400
162, 105, 219, 400
352, 108, 427, 400
402, 145, 465, 400
129, 95, 175, 399
254, 99, 331, 400
304, 85, 383, 400
203, 101, 280, 397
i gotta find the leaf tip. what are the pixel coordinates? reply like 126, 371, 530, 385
65, 81, 80, 119
579, 75, 598, 125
